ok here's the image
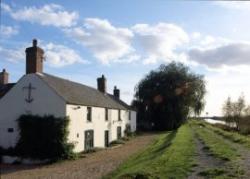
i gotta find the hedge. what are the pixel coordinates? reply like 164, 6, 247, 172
15, 114, 75, 160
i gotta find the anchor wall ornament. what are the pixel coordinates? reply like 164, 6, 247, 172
23, 83, 36, 103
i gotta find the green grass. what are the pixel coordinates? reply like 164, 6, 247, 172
207, 123, 250, 149
199, 168, 225, 178
104, 123, 195, 179
192, 120, 250, 149
190, 120, 244, 178
192, 122, 237, 161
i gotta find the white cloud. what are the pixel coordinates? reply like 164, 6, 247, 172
64, 18, 134, 64
204, 71, 250, 116
44, 43, 88, 67
132, 23, 189, 64
114, 54, 141, 64
4, 3, 78, 27
0, 42, 87, 67
0, 46, 24, 63
0, 25, 19, 38
215, 1, 250, 10
188, 42, 250, 68
1, 3, 12, 12
191, 32, 201, 40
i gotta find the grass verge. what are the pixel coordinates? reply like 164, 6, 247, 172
193, 120, 250, 149
208, 123, 250, 149
191, 120, 244, 178
191, 121, 237, 161
104, 123, 195, 179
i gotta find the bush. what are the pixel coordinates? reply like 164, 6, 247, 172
83, 147, 103, 154
211, 123, 235, 132
110, 140, 125, 146
0, 147, 17, 156
239, 116, 250, 135
15, 114, 75, 161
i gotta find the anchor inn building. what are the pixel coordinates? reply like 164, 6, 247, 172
0, 40, 136, 152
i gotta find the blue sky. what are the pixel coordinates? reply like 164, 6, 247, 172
1, 0, 250, 115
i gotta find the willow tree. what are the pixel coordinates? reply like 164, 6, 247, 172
134, 62, 206, 130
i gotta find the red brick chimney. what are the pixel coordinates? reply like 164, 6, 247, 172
97, 75, 107, 93
113, 86, 120, 99
0, 69, 9, 85
25, 39, 44, 74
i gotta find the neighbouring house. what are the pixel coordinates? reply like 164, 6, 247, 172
0, 39, 136, 152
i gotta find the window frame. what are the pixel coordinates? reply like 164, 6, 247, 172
118, 110, 121, 121
87, 107, 92, 122
105, 108, 109, 121
7, 128, 14, 133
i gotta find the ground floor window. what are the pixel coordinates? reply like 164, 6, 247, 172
117, 126, 122, 139
85, 130, 94, 151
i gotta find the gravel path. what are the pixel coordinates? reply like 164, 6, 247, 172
0, 133, 158, 179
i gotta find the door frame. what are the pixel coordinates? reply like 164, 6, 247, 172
85, 130, 94, 151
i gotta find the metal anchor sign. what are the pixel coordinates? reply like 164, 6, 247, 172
23, 83, 36, 103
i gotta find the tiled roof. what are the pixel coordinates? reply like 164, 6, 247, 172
0, 83, 16, 98
37, 73, 130, 110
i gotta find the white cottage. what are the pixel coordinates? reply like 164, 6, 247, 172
0, 39, 136, 152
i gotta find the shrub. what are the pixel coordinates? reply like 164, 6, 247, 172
15, 114, 75, 161
239, 116, 250, 135
83, 147, 103, 154
0, 147, 17, 156
124, 124, 136, 137
110, 140, 125, 146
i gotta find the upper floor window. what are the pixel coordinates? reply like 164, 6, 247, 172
87, 107, 92, 122
129, 111, 131, 121
118, 110, 121, 121
105, 108, 109, 121
8, 128, 14, 133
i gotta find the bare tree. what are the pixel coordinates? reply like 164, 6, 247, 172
222, 97, 233, 126
233, 94, 246, 130
222, 94, 246, 130
244, 105, 250, 116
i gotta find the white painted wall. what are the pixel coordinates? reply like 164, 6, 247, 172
0, 73, 66, 149
66, 105, 136, 152
66, 105, 110, 152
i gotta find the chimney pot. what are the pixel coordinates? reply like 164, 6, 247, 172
33, 39, 37, 47
0, 69, 9, 85
113, 86, 120, 99
97, 75, 107, 93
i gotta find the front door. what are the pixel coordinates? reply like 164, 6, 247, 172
104, 130, 109, 147
117, 126, 122, 140
85, 130, 94, 151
